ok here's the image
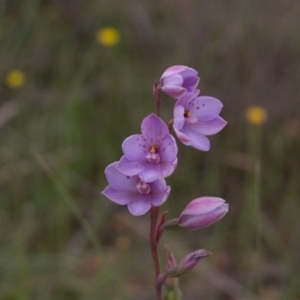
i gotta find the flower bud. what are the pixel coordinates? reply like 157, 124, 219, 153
159, 65, 199, 99
164, 245, 177, 269
164, 245, 179, 290
178, 197, 228, 231
167, 249, 211, 277
156, 211, 168, 243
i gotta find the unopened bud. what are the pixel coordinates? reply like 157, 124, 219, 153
167, 249, 211, 277
178, 197, 228, 231
159, 65, 199, 99
164, 245, 177, 269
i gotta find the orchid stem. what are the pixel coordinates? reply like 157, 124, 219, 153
154, 83, 161, 117
150, 206, 162, 300
150, 86, 162, 300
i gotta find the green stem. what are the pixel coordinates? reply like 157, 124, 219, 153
254, 155, 262, 296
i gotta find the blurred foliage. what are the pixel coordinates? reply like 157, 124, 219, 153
0, 0, 300, 299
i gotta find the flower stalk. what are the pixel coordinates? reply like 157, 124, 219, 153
101, 65, 229, 299
151, 85, 163, 300
150, 206, 162, 300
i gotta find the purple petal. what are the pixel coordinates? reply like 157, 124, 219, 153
141, 114, 169, 146
173, 126, 191, 146
184, 76, 200, 91
182, 197, 226, 215
179, 204, 229, 230
139, 163, 161, 182
180, 124, 210, 151
161, 158, 178, 178
160, 65, 188, 79
159, 134, 178, 162
151, 179, 170, 206
189, 96, 223, 121
104, 162, 139, 191
182, 67, 198, 77
192, 116, 227, 136
181, 69, 199, 89
173, 105, 185, 130
128, 195, 152, 216
176, 89, 200, 107
161, 85, 186, 98
102, 186, 136, 205
177, 249, 211, 274
161, 74, 183, 87
122, 134, 148, 161
117, 156, 146, 176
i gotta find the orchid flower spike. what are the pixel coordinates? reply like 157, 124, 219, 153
159, 65, 200, 99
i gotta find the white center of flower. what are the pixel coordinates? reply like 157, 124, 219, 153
146, 146, 160, 163
136, 181, 151, 194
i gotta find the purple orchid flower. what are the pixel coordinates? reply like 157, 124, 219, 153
102, 162, 170, 216
173, 90, 227, 151
117, 114, 178, 183
160, 65, 200, 99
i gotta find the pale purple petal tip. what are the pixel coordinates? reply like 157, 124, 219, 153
104, 162, 139, 191
102, 186, 135, 205
193, 116, 227, 136
173, 126, 191, 146
189, 96, 223, 121
151, 180, 171, 206
139, 163, 161, 182
180, 125, 211, 151
161, 85, 186, 99
160, 65, 188, 79
117, 156, 146, 176
127, 195, 152, 216
141, 114, 169, 145
160, 158, 178, 178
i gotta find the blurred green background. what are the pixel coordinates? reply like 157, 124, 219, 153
1, 0, 300, 299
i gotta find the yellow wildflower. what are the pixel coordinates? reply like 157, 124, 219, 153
96, 27, 120, 47
5, 70, 26, 89
245, 106, 267, 125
